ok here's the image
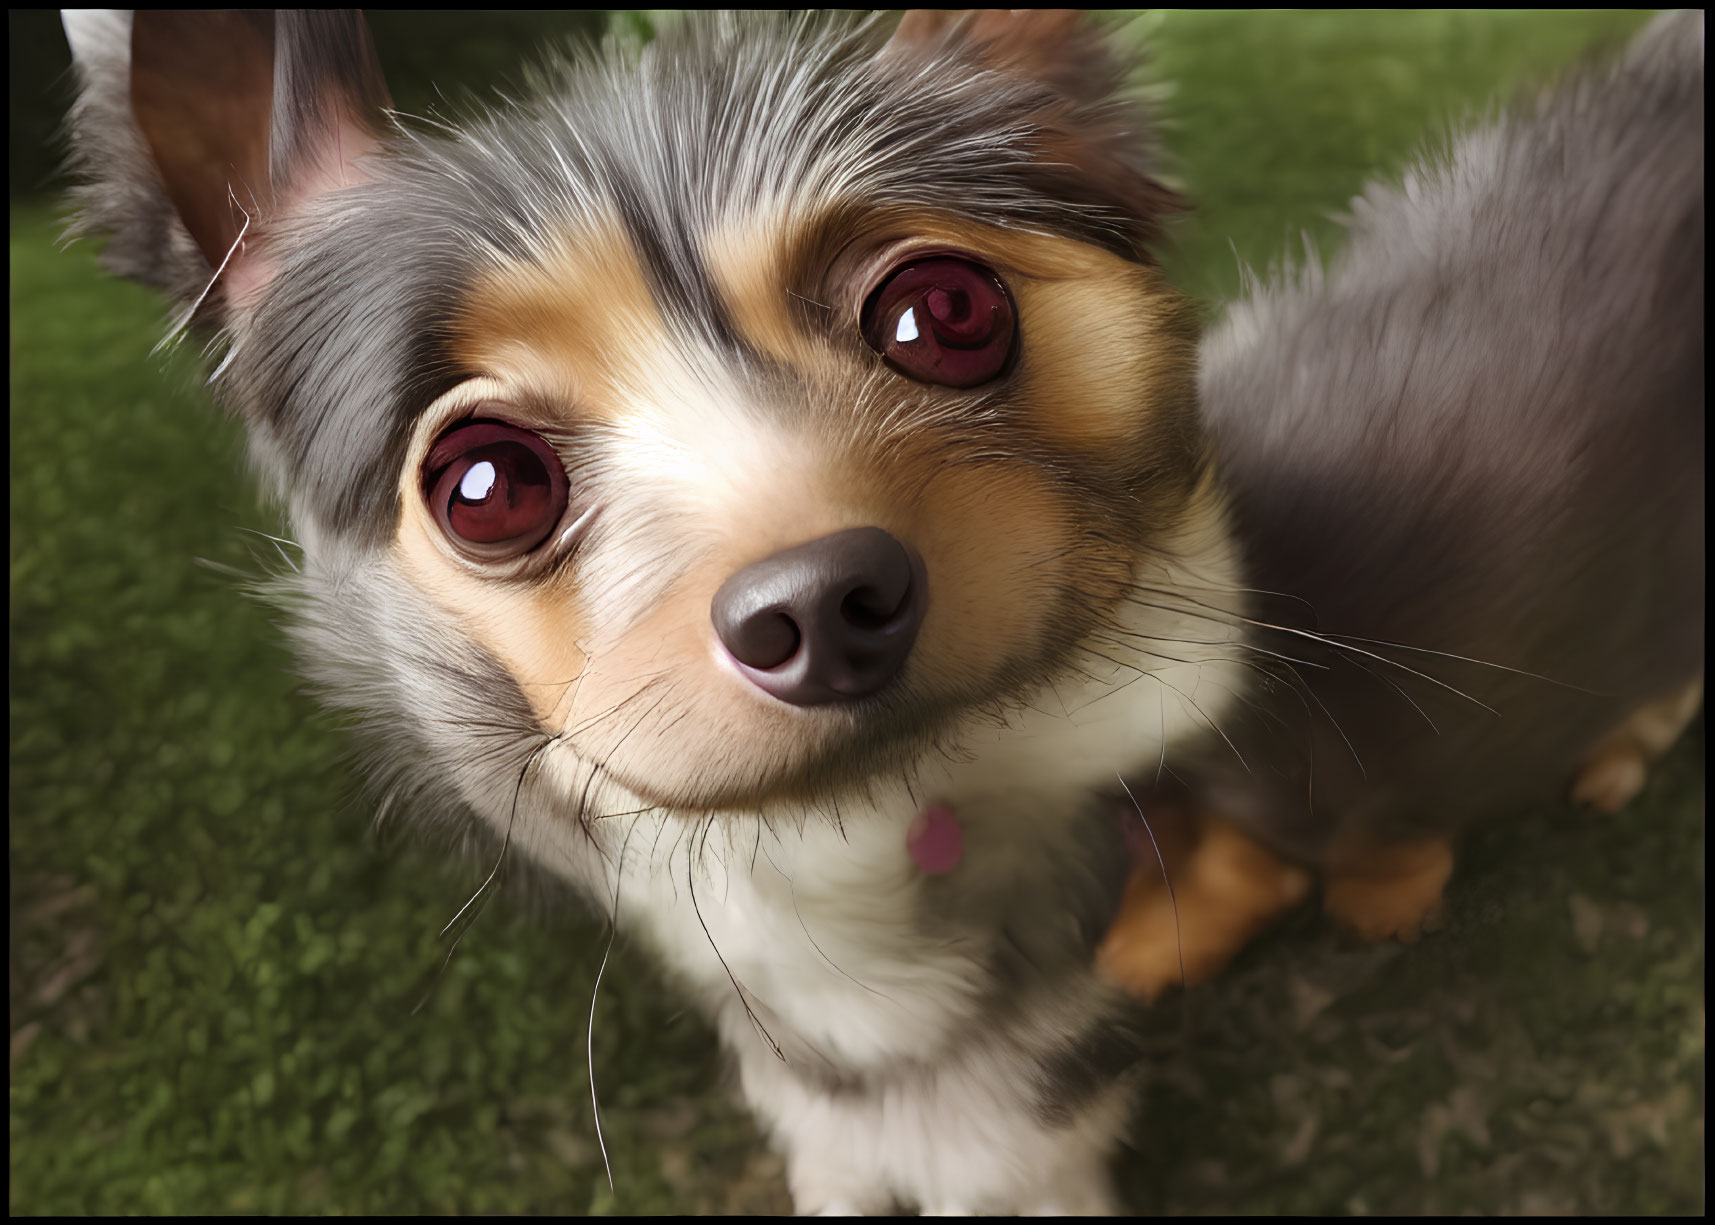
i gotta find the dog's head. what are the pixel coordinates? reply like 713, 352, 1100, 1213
64, 10, 1220, 827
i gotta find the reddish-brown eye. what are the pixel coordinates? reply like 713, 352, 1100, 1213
860, 258, 1016, 388
422, 420, 568, 561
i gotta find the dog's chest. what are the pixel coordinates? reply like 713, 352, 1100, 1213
603, 800, 995, 1078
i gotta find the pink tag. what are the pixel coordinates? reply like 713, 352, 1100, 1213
908, 803, 963, 875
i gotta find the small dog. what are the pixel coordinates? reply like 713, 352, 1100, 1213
62, 8, 1702, 1214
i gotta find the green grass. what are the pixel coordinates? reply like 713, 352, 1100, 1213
10, 9, 1700, 1214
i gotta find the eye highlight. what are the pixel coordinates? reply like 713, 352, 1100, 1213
860, 257, 1017, 388
421, 419, 569, 561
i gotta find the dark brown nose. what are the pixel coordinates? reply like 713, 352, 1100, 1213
711, 527, 928, 706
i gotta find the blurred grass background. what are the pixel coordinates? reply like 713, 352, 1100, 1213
9, 9, 1701, 1214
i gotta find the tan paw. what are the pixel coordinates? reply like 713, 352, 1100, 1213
1098, 817, 1311, 1001
1569, 678, 1702, 813
1323, 837, 1454, 944
1097, 875, 1203, 1002
1569, 747, 1649, 814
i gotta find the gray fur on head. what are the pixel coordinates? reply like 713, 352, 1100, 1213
62, 11, 1175, 552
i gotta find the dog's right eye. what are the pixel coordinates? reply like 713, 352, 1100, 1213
421, 420, 569, 562
860, 257, 1017, 388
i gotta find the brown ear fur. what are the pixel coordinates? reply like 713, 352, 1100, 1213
130, 11, 277, 272
886, 9, 1184, 254
891, 9, 1111, 107
73, 9, 392, 316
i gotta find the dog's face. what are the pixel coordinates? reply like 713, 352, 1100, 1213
67, 10, 1210, 824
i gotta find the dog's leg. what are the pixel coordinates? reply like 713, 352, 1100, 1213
784, 1153, 894, 1217
1570, 677, 1703, 813
1321, 832, 1455, 943
734, 1019, 1130, 1215
773, 1082, 1125, 1216
1097, 814, 1312, 1000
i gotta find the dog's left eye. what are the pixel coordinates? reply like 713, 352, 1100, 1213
861, 258, 1016, 388
421, 420, 569, 562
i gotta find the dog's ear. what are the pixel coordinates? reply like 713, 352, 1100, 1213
62, 9, 391, 321
883, 9, 1182, 254
888, 9, 1118, 108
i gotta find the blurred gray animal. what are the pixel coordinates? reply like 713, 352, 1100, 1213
1103, 9, 1703, 995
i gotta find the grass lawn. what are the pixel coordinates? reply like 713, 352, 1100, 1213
9, 9, 1701, 1214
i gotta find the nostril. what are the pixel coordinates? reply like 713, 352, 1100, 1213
733, 610, 800, 670
712, 599, 801, 671
840, 583, 906, 630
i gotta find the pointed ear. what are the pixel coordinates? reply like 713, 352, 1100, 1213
63, 9, 392, 319
883, 9, 1182, 253
889, 9, 1116, 107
